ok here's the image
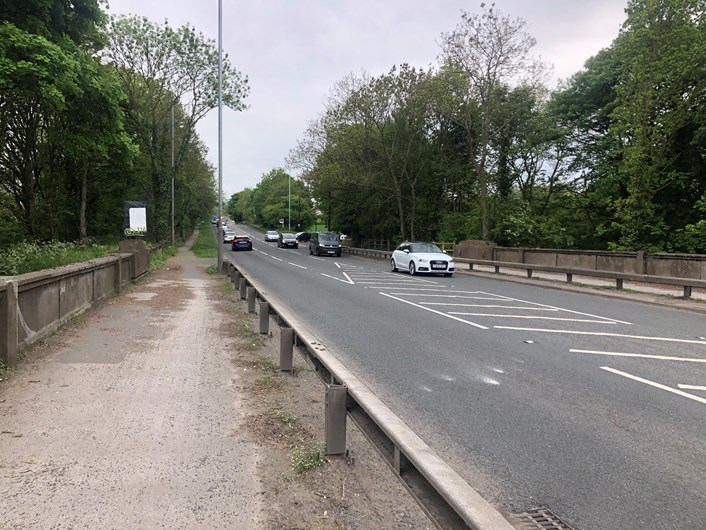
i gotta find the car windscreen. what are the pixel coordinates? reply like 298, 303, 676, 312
410, 243, 442, 253
318, 233, 339, 242
282, 233, 295, 238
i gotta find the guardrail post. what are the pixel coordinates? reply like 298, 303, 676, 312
232, 270, 240, 289
567, 273, 573, 283
468, 263, 474, 271
616, 278, 623, 290
239, 278, 247, 300
494, 265, 500, 273
280, 328, 293, 371
221, 260, 228, 274
684, 286, 692, 299
247, 286, 256, 313
325, 383, 347, 455
259, 302, 270, 334
527, 269, 533, 278
394, 446, 410, 475
226, 261, 234, 279
1, 280, 18, 368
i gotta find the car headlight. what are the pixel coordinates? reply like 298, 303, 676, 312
417, 258, 428, 263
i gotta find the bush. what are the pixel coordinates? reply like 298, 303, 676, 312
0, 240, 114, 276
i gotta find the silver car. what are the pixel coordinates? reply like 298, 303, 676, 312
264, 230, 279, 242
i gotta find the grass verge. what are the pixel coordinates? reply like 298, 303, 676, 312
191, 220, 218, 258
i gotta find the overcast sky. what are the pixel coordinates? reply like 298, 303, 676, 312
104, 1, 628, 197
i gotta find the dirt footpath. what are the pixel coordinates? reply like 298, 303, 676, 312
0, 239, 432, 529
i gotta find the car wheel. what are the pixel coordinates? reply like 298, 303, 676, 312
336, 252, 341, 257
390, 258, 398, 272
295, 244, 298, 249
409, 262, 416, 275
444, 273, 452, 277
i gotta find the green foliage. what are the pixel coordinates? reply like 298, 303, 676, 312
0, 240, 114, 275
190, 221, 218, 258
149, 247, 174, 271
291, 444, 327, 475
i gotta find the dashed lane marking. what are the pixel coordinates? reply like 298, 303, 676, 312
288, 262, 307, 269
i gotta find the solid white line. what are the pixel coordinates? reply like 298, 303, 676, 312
335, 262, 342, 268
677, 384, 706, 391
423, 303, 558, 310
476, 291, 631, 325
379, 292, 488, 329
396, 294, 499, 299
343, 272, 354, 284
571, 349, 706, 363
271, 256, 283, 262
450, 313, 616, 323
320, 273, 354, 284
288, 262, 307, 269
600, 366, 706, 405
496, 327, 706, 345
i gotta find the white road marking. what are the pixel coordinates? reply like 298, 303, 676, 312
309, 256, 327, 262
320, 273, 354, 284
259, 251, 269, 256
288, 262, 307, 269
270, 256, 283, 262
343, 272, 354, 284
423, 303, 558, 310
678, 384, 706, 391
571, 349, 706, 363
394, 294, 502, 299
335, 262, 341, 268
495, 327, 706, 345
601, 366, 706, 405
451, 313, 617, 323
477, 291, 632, 325
379, 292, 488, 330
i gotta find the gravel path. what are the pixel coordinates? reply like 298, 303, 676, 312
0, 239, 262, 529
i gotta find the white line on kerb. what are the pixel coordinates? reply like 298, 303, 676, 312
600, 366, 706, 405
678, 384, 706, 391
571, 349, 706, 363
495, 327, 706, 345
379, 292, 488, 330
288, 262, 307, 269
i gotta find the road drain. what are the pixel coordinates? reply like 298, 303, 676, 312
513, 506, 574, 529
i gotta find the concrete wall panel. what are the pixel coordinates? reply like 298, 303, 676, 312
59, 273, 93, 320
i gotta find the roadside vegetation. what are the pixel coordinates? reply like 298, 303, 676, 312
0, 240, 116, 276
190, 221, 218, 258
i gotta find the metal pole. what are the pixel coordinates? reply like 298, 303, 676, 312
216, 0, 223, 271
171, 105, 175, 251
288, 174, 291, 230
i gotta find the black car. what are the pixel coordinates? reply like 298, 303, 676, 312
278, 233, 298, 248
309, 232, 341, 257
295, 232, 311, 242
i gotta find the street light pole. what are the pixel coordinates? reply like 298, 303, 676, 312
171, 105, 175, 251
288, 174, 291, 230
216, 0, 223, 271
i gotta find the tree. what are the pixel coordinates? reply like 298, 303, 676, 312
438, 3, 547, 239
103, 15, 249, 241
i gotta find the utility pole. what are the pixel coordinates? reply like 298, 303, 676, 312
171, 105, 175, 250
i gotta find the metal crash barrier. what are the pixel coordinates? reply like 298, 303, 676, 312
223, 256, 514, 530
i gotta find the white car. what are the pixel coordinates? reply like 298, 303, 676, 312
390, 242, 454, 277
223, 229, 235, 243
264, 230, 279, 242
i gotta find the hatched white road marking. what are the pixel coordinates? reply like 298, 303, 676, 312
423, 303, 559, 310
496, 327, 706, 345
678, 384, 706, 391
601, 366, 706, 405
379, 292, 488, 330
451, 313, 617, 323
571, 349, 706, 363
321, 273, 354, 284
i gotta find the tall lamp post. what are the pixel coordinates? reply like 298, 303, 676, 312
171, 105, 175, 250
216, 0, 223, 271
288, 173, 291, 230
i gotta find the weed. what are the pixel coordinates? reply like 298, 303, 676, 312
0, 360, 10, 376
255, 356, 276, 372
254, 373, 281, 390
272, 409, 298, 427
206, 264, 218, 274
0, 240, 116, 276
17, 350, 27, 360
191, 220, 218, 258
291, 443, 327, 474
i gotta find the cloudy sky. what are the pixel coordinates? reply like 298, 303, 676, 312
104, 0, 628, 197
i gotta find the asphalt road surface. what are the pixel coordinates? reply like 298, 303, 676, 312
225, 224, 706, 530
